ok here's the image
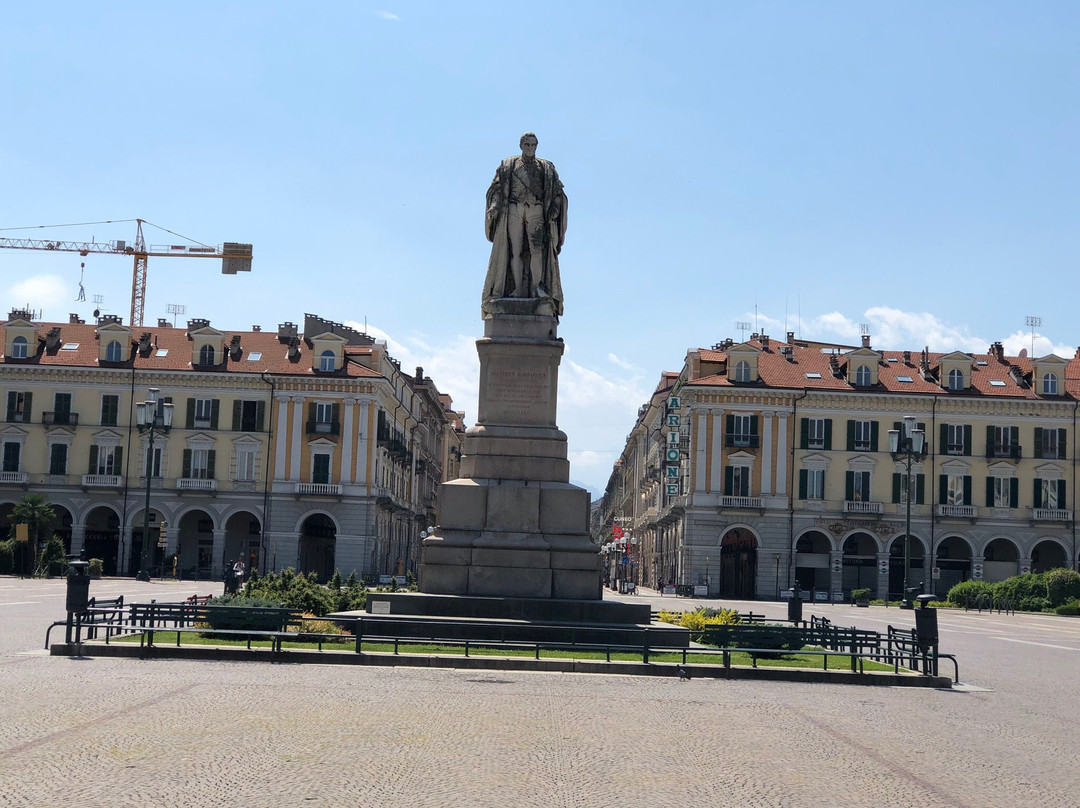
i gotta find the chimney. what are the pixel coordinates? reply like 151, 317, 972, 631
139, 332, 152, 356
45, 327, 62, 351
903, 350, 911, 364
415, 366, 424, 383
787, 331, 795, 344
989, 341, 1005, 362
278, 321, 298, 342
69, 313, 83, 324
287, 336, 301, 362
1008, 365, 1026, 386
229, 334, 242, 360
252, 325, 261, 332
99, 314, 123, 326
157, 318, 170, 328
861, 334, 871, 349
829, 354, 841, 376
760, 334, 770, 351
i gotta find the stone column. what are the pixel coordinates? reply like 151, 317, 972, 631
829, 551, 843, 599
212, 529, 228, 578
876, 552, 891, 600
356, 401, 370, 488
709, 411, 724, 493
761, 411, 774, 495
274, 393, 290, 480
341, 397, 357, 484
289, 396, 304, 481
775, 411, 788, 496
69, 524, 86, 558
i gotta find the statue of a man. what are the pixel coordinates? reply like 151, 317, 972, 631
482, 132, 568, 318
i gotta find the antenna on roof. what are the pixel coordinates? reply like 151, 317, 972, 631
1026, 315, 1041, 356
860, 323, 869, 336
736, 321, 750, 342
167, 303, 186, 327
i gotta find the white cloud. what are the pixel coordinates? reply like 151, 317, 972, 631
8, 274, 69, 311
373, 10, 399, 21
607, 352, 636, 371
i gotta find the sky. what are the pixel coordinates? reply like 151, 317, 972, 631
2, 2, 1078, 496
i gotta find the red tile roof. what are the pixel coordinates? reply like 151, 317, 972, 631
2, 321, 384, 379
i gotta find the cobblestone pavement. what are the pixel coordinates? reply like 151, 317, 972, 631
2, 579, 1078, 807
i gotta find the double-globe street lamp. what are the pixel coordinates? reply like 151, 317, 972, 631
888, 415, 925, 609
135, 388, 173, 582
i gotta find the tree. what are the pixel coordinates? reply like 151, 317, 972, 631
10, 494, 56, 576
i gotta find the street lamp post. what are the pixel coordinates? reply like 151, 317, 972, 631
135, 388, 173, 582
888, 415, 924, 609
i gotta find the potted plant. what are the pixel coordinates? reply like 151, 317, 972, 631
852, 588, 872, 607
88, 558, 103, 579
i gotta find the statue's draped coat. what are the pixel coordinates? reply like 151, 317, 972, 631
482, 156, 567, 317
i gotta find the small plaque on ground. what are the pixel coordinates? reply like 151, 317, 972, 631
371, 601, 391, 615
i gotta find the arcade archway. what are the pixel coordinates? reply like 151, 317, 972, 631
719, 528, 757, 599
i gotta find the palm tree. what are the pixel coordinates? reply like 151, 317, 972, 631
11, 494, 56, 576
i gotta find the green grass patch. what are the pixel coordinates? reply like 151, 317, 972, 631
108, 631, 896, 671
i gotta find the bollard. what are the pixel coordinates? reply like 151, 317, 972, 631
787, 583, 804, 624
65, 560, 91, 644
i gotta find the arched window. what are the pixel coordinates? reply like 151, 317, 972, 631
948, 368, 964, 391
855, 365, 871, 387
11, 336, 28, 359
199, 344, 215, 366
1043, 372, 1058, 396
320, 350, 336, 372
105, 340, 122, 362
734, 360, 751, 383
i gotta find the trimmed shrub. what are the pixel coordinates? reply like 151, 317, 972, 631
1043, 568, 1080, 608
946, 580, 994, 608
851, 588, 872, 602
241, 568, 364, 616
0, 539, 14, 575
993, 573, 1049, 612
1054, 600, 1080, 616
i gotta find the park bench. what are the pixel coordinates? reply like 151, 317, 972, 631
82, 595, 124, 639
185, 594, 213, 606
129, 602, 303, 634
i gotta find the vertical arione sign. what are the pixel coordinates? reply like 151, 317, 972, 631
664, 396, 682, 497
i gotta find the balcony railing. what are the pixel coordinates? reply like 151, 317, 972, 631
720, 495, 762, 510
985, 445, 1022, 460
1033, 508, 1072, 522
937, 504, 976, 518
295, 482, 342, 496
0, 471, 28, 484
724, 434, 760, 449
42, 411, 79, 427
843, 500, 883, 515
82, 474, 121, 487
177, 478, 217, 491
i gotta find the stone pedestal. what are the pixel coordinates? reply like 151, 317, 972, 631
420, 304, 601, 600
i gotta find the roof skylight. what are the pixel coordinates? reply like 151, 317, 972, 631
989, 379, 1006, 387
805, 372, 822, 379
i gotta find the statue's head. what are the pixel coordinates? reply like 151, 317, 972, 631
519, 132, 538, 157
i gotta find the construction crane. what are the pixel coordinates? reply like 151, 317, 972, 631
0, 219, 252, 328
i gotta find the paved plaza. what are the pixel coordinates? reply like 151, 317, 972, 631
1, 578, 1079, 807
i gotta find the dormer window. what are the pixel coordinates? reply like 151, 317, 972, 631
11, 336, 27, 359
855, 365, 871, 387
105, 340, 123, 362
199, 344, 216, 366
948, 368, 964, 391
734, 360, 750, 383
320, 350, 336, 372
1042, 373, 1058, 396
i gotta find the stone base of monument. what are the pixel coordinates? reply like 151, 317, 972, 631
419, 308, 602, 600
348, 592, 690, 649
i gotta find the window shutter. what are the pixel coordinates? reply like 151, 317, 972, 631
182, 449, 192, 478
233, 401, 242, 431
964, 425, 972, 456
892, 473, 901, 503
22, 392, 32, 421
870, 421, 879, 452
185, 399, 195, 429
939, 474, 948, 505
800, 418, 809, 449
1058, 479, 1067, 507
1010, 426, 1019, 449
823, 419, 833, 450
331, 403, 341, 435
5, 391, 14, 421
962, 476, 971, 505
306, 403, 316, 432
844, 471, 854, 501
798, 469, 807, 499
939, 423, 948, 452
256, 401, 266, 432
750, 415, 758, 437
207, 450, 216, 479
723, 466, 733, 496
1034, 427, 1043, 458
88, 445, 98, 474
725, 414, 735, 437
915, 474, 925, 504
1009, 477, 1018, 508
985, 425, 995, 454
1033, 478, 1042, 509
210, 399, 220, 430
985, 477, 994, 507
1060, 429, 1068, 459
114, 446, 122, 472
846, 421, 855, 451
